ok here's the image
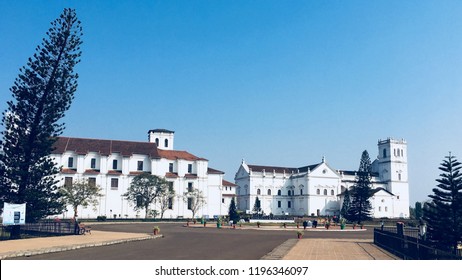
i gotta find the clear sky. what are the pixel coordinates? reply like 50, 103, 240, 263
1, 1, 461, 205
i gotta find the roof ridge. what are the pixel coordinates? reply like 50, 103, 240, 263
64, 137, 70, 151
58, 136, 154, 144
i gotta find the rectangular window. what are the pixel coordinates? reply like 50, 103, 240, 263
169, 163, 174, 173
136, 195, 143, 207
378, 206, 382, 212
168, 182, 174, 192
277, 201, 281, 208
188, 164, 192, 173
137, 160, 143, 171
88, 177, 96, 187
112, 160, 118, 170
187, 197, 193, 210
385, 206, 388, 212
111, 178, 118, 190
188, 182, 193, 192
168, 197, 173, 210
288, 201, 292, 208
64, 177, 73, 187
90, 158, 96, 169
222, 198, 225, 203
68, 157, 74, 168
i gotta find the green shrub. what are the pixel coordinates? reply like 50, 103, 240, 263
96, 215, 107, 221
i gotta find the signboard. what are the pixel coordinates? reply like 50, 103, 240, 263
2, 203, 26, 225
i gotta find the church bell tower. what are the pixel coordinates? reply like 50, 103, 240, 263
377, 138, 409, 218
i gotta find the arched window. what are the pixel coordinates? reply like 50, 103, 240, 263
300, 189, 303, 195
323, 189, 327, 195
383, 148, 387, 158
155, 138, 159, 146
394, 149, 396, 156
257, 189, 261, 195
398, 173, 402, 181
267, 189, 271, 195
277, 190, 281, 196
331, 190, 334, 196
316, 189, 320, 195
401, 149, 404, 157
164, 139, 169, 148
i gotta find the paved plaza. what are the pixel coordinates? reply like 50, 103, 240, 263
0, 223, 399, 260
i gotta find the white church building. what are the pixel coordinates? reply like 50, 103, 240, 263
51, 129, 237, 219
234, 138, 410, 219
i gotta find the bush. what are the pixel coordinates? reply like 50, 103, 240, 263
96, 215, 107, 221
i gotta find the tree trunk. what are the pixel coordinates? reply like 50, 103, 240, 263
73, 206, 78, 219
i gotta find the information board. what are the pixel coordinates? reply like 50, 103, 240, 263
2, 202, 26, 225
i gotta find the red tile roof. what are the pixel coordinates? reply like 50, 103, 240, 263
208, 167, 225, 174
129, 171, 150, 176
84, 169, 100, 175
107, 170, 122, 176
165, 172, 179, 178
222, 179, 237, 186
184, 174, 198, 179
53, 137, 159, 157
157, 149, 206, 161
247, 164, 298, 174
61, 168, 77, 174
52, 137, 205, 161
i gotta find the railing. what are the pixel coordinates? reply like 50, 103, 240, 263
0, 221, 75, 240
374, 227, 462, 260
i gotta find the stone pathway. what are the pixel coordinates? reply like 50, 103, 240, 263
283, 238, 400, 260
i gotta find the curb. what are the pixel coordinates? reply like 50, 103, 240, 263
261, 239, 298, 260
0, 234, 163, 260
184, 225, 367, 232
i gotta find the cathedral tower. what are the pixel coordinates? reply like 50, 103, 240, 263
377, 138, 410, 218
148, 129, 175, 150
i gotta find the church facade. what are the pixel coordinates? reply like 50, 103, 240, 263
51, 129, 236, 219
234, 138, 410, 219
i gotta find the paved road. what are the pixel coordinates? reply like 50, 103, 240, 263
13, 223, 374, 260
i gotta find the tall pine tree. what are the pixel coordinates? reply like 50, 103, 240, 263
348, 150, 373, 224
228, 197, 239, 224
0, 9, 83, 222
423, 154, 462, 252
340, 188, 352, 221
253, 197, 262, 215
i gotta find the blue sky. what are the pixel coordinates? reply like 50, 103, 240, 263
1, 1, 462, 205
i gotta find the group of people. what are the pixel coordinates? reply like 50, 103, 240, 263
301, 220, 317, 229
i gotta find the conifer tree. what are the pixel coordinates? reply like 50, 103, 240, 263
340, 188, 352, 221
348, 150, 373, 224
253, 196, 262, 216
423, 154, 462, 252
0, 9, 83, 222
414, 201, 423, 220
228, 197, 239, 224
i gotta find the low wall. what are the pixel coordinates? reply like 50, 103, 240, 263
250, 219, 294, 224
